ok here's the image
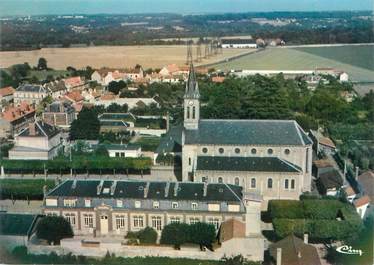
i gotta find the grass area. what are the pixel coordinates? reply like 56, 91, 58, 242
294, 45, 374, 71
214, 46, 374, 82
0, 179, 56, 200
134, 136, 161, 152
28, 70, 69, 80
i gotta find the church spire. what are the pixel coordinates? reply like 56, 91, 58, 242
184, 62, 200, 99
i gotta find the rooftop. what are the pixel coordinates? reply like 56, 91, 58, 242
0, 213, 40, 237
317, 169, 343, 191
18, 121, 60, 138
0, 86, 15, 97
16, 84, 46, 93
1, 102, 35, 122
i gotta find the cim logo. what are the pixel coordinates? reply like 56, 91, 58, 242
336, 245, 363, 256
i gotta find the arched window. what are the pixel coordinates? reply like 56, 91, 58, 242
267, 178, 273, 189
251, 178, 256, 188
234, 177, 240, 186
192, 106, 196, 119
291, 179, 295, 190
218, 177, 223, 183
187, 106, 190, 119
284, 179, 289, 189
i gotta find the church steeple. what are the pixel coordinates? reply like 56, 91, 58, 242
183, 63, 200, 130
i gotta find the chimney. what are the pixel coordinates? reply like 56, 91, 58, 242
166, 112, 170, 132
97, 180, 104, 195
355, 166, 359, 179
164, 182, 170, 198
143, 182, 150, 198
203, 182, 208, 197
304, 233, 309, 244
29, 123, 36, 135
110, 180, 117, 195
72, 179, 77, 189
276, 248, 282, 265
173, 182, 179, 197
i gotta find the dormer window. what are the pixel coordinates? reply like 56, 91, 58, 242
153, 201, 160, 209
172, 202, 179, 209
116, 200, 123, 207
84, 199, 91, 207
135, 201, 141, 208
63, 199, 76, 207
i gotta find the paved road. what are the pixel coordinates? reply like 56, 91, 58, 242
282, 43, 374, 48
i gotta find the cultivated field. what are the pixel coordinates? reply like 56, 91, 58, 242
0, 45, 254, 70
214, 45, 374, 82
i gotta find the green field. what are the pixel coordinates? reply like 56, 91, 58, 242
28, 70, 69, 80
214, 45, 374, 82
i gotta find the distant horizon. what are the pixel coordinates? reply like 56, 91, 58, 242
0, 0, 372, 17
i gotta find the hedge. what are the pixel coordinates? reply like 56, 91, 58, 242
1, 156, 152, 175
268, 200, 304, 219
0, 179, 56, 200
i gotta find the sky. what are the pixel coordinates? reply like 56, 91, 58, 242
0, 0, 372, 16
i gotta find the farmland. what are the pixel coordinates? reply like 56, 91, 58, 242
0, 45, 254, 70
213, 45, 374, 82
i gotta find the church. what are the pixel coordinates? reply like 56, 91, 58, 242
156, 63, 313, 205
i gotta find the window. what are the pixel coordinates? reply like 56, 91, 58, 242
63, 199, 76, 207
251, 148, 257, 154
208, 217, 220, 230
267, 148, 273, 155
115, 215, 126, 230
189, 217, 200, 224
306, 148, 309, 173
84, 199, 91, 207
189, 157, 191, 166
202, 147, 208, 154
151, 216, 162, 231
46, 199, 58, 206
228, 204, 240, 212
83, 214, 93, 228
291, 179, 295, 190
172, 202, 179, 209
192, 106, 196, 119
218, 148, 224, 154
46, 212, 58, 216
201, 177, 207, 183
218, 177, 223, 183
64, 213, 76, 226
191, 202, 198, 210
251, 178, 256, 188
116, 200, 123, 207
234, 177, 240, 186
208, 204, 220, 212
135, 201, 141, 208
115, 152, 120, 157
153, 201, 160, 209
170, 216, 181, 224
284, 149, 290, 155
235, 148, 240, 154
133, 215, 144, 228
285, 179, 289, 189
267, 178, 273, 189
187, 106, 190, 119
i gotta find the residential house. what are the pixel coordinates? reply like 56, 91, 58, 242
316, 169, 343, 196
8, 121, 62, 160
357, 171, 374, 203
309, 130, 336, 155
0, 86, 15, 105
93, 144, 141, 158
353, 195, 370, 219
95, 97, 159, 110
14, 84, 48, 105
42, 101, 76, 128
0, 213, 42, 251
43, 80, 68, 99
221, 38, 257, 49
0, 102, 35, 138
269, 234, 321, 265
65, 91, 84, 104
342, 185, 357, 203
91, 69, 127, 86
212, 76, 225, 83
63, 76, 89, 91
124, 66, 144, 81
312, 159, 334, 178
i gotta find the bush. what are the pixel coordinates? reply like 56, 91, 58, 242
160, 223, 190, 249
268, 200, 304, 219
136, 227, 158, 244
36, 216, 73, 245
188, 222, 216, 250
302, 199, 343, 220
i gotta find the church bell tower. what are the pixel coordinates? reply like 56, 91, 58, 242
183, 63, 200, 130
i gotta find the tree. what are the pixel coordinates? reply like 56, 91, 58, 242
37, 57, 48, 70
188, 222, 216, 250
70, 107, 100, 140
160, 223, 189, 249
108, 81, 126, 95
94, 145, 109, 157
136, 227, 158, 244
36, 216, 73, 245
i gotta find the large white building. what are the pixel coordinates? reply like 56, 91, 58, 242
157, 64, 313, 207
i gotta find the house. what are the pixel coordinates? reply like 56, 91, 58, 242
0, 213, 42, 251
65, 91, 85, 104
95, 98, 159, 110
342, 185, 357, 203
91, 69, 127, 86
211, 76, 225, 83
339, 72, 349, 82
42, 101, 76, 128
309, 130, 336, 155
43, 80, 68, 99
316, 169, 343, 196
353, 195, 370, 219
99, 112, 136, 132
159, 64, 182, 77
63, 76, 89, 91
124, 66, 144, 81
93, 144, 141, 158
357, 171, 374, 203
13, 84, 48, 105
157, 63, 313, 209
43, 179, 263, 258
0, 102, 35, 138
269, 234, 321, 265
8, 121, 62, 160
221, 38, 257, 49
0, 86, 15, 104
312, 159, 334, 178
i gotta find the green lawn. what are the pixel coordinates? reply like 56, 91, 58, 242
134, 136, 161, 152
214, 45, 374, 82
27, 70, 69, 80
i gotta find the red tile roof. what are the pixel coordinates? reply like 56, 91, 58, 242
319, 136, 336, 149
343, 186, 356, 197
353, 195, 370, 208
65, 91, 84, 103
64, 76, 83, 87
0, 86, 15, 97
212, 76, 225, 83
1, 102, 35, 122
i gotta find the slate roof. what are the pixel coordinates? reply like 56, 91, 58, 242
222, 39, 256, 45
269, 235, 322, 265
45, 101, 74, 113
0, 213, 40, 236
19, 121, 60, 138
100, 120, 129, 127
184, 120, 312, 146
16, 84, 46, 93
156, 125, 183, 154
47, 180, 243, 202
196, 156, 301, 173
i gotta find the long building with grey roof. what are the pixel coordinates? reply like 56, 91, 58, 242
156, 63, 313, 208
